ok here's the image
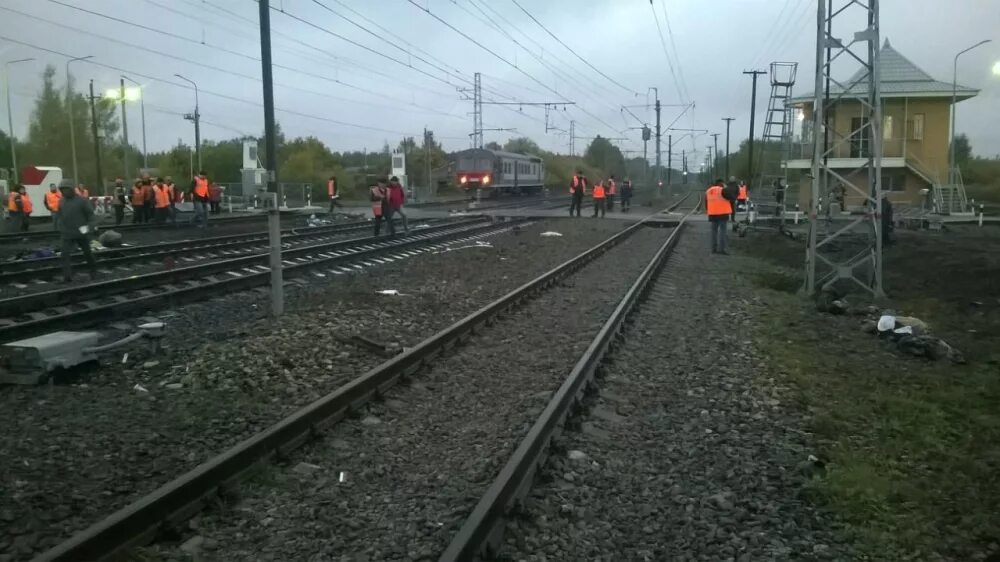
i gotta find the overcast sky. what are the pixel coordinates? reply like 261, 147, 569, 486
2, 0, 998, 164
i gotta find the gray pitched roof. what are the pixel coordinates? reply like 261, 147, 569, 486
791, 39, 979, 103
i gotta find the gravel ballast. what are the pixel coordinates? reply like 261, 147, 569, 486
163, 225, 676, 561
499, 223, 858, 561
0, 218, 632, 561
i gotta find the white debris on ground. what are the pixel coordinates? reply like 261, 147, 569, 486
540, 231, 563, 237
432, 241, 492, 254
375, 289, 406, 296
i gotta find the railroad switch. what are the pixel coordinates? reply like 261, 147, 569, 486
0, 322, 165, 384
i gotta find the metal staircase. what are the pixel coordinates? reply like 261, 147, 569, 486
936, 167, 971, 214
752, 62, 798, 224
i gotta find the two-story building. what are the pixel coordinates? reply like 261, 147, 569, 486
784, 40, 979, 213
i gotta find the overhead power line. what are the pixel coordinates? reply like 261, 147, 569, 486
0, 34, 451, 139
509, 0, 639, 97
31, 2, 464, 120
406, 0, 626, 140
649, 1, 685, 105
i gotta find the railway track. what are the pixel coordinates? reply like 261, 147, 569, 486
31, 195, 693, 562
0, 217, 457, 285
0, 217, 514, 342
0, 212, 286, 244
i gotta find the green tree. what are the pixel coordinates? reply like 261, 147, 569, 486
485, 141, 502, 151
503, 137, 541, 155
583, 136, 625, 178
952, 134, 972, 167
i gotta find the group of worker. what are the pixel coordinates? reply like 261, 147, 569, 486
6, 182, 94, 232
369, 176, 409, 236
705, 176, 749, 255
118, 172, 218, 227
568, 171, 634, 218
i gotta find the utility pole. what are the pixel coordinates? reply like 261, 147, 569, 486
176, 74, 201, 172
424, 127, 432, 199
259, 0, 283, 317
641, 125, 650, 186
88, 80, 104, 193
119, 78, 130, 179
666, 134, 672, 190
569, 120, 575, 156
722, 117, 735, 179
682, 150, 687, 184
473, 72, 483, 149
654, 92, 662, 195
66, 55, 93, 184
706, 145, 714, 178
743, 69, 766, 185
4, 58, 34, 183
711, 133, 720, 180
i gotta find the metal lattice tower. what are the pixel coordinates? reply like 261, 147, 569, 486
754, 62, 797, 218
472, 72, 483, 149
804, 0, 884, 297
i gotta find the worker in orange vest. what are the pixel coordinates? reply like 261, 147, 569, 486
7, 184, 32, 232
109, 179, 126, 226
327, 175, 342, 213
706, 178, 733, 255
153, 178, 172, 223
165, 176, 179, 224
569, 170, 587, 217
370, 179, 389, 236
44, 183, 62, 230
591, 179, 607, 218
606, 175, 617, 211
733, 179, 749, 224
130, 180, 145, 224
190, 171, 210, 228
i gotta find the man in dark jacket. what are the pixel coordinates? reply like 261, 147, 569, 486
57, 182, 99, 282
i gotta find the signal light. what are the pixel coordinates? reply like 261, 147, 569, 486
460, 176, 468, 184
483, 175, 491, 184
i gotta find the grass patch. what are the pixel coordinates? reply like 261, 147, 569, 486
754, 290, 1000, 560
751, 269, 802, 293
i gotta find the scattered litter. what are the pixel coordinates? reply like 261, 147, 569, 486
414, 223, 432, 229
432, 241, 493, 254
121, 353, 129, 364
143, 360, 160, 369
893, 325, 913, 335
567, 450, 589, 461
540, 231, 563, 237
165, 383, 183, 390
376, 289, 407, 296
876, 315, 895, 332
98, 230, 123, 247
293, 462, 322, 474
133, 384, 148, 393
339, 471, 346, 483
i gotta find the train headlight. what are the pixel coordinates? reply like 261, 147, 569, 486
460, 176, 468, 184
483, 175, 491, 184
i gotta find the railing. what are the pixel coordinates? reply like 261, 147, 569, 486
788, 138, 908, 160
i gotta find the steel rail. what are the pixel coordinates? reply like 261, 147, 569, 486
32, 200, 688, 562
440, 200, 701, 561
0, 219, 502, 342
0, 218, 486, 316
0, 218, 455, 283
0, 212, 282, 243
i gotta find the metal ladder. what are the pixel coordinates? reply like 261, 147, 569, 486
752, 62, 798, 227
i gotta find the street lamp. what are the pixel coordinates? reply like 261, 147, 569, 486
120, 75, 147, 169
104, 83, 142, 178
174, 73, 201, 172
993, 61, 1000, 76
4, 57, 33, 183
66, 55, 93, 184
951, 39, 991, 183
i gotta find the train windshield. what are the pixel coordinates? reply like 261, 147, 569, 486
458, 157, 491, 171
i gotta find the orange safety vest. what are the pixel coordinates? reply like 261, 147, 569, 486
571, 175, 586, 195
7, 192, 20, 212
369, 185, 385, 217
706, 185, 731, 216
194, 176, 209, 199
154, 185, 171, 208
592, 184, 606, 199
607, 180, 616, 195
45, 191, 62, 212
327, 179, 337, 197
75, 186, 89, 198
131, 186, 144, 205
738, 185, 748, 201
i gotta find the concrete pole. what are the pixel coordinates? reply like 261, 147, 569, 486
259, 0, 283, 317
66, 55, 93, 184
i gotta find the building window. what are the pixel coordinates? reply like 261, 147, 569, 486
883, 116, 893, 141
912, 114, 924, 140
